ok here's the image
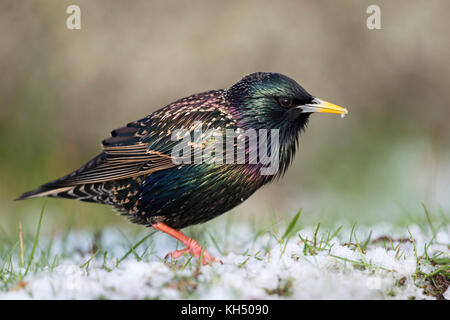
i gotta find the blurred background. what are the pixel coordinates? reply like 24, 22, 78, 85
1, 0, 449, 239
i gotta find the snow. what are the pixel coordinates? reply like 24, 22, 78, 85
1, 224, 448, 300
444, 287, 450, 300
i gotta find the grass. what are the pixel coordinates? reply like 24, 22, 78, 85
0, 204, 448, 299
24, 203, 45, 277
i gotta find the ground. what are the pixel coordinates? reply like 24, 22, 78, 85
0, 210, 449, 300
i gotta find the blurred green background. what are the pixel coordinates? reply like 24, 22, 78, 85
1, 0, 449, 239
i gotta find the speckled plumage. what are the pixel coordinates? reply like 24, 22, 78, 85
19, 73, 325, 230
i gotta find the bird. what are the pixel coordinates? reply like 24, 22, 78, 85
17, 72, 348, 264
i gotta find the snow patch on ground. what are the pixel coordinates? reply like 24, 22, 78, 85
1, 224, 448, 299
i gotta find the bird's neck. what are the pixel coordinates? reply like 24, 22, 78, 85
273, 114, 309, 181
240, 115, 309, 185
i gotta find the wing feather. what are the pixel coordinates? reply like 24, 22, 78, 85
18, 89, 235, 200
59, 145, 176, 185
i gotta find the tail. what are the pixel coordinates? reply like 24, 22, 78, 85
16, 175, 143, 216
16, 153, 106, 202
16, 184, 75, 201
16, 150, 145, 214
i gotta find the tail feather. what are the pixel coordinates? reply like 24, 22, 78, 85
16, 185, 74, 200
16, 178, 142, 214
16, 150, 146, 216
16, 181, 107, 203
16, 152, 107, 201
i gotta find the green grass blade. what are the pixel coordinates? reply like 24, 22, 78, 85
24, 202, 46, 277
421, 203, 436, 236
116, 231, 155, 266
81, 249, 101, 271
282, 209, 302, 240
209, 232, 224, 256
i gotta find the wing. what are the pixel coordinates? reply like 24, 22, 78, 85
65, 86, 253, 186
67, 89, 233, 185
17, 89, 237, 200
50, 124, 176, 186
16, 122, 178, 204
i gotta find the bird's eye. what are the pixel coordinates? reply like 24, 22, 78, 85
278, 97, 293, 108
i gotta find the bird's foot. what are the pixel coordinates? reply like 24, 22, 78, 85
165, 248, 190, 259
165, 244, 220, 265
152, 222, 221, 265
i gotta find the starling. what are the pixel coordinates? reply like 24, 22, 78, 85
18, 72, 348, 264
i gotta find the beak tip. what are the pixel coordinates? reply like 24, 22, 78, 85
298, 99, 348, 116
318, 99, 348, 116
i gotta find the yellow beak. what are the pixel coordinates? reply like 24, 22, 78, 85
298, 98, 348, 116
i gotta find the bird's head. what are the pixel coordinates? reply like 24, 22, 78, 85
225, 72, 348, 131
